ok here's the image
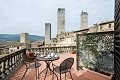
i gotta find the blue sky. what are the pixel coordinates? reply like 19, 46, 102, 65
0, 0, 114, 38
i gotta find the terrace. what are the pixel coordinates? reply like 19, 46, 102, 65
0, 31, 114, 80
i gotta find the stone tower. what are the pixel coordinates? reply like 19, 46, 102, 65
20, 33, 30, 48
45, 23, 51, 45
57, 8, 65, 35
20, 33, 29, 43
80, 11, 88, 30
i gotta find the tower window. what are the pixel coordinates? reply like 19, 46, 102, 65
109, 24, 111, 28
62, 11, 64, 14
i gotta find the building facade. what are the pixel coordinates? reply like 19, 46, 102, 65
98, 20, 114, 32
88, 20, 114, 33
57, 8, 65, 34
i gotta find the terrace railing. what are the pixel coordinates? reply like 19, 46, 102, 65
0, 49, 26, 80
0, 46, 76, 80
27, 46, 76, 56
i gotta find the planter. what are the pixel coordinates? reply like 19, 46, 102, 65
70, 51, 76, 54
83, 68, 112, 80
26, 52, 35, 62
70, 50, 76, 54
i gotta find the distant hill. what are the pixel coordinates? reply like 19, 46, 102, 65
0, 34, 44, 42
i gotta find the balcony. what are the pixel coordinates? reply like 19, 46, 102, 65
0, 31, 114, 80
0, 46, 88, 80
8, 52, 86, 80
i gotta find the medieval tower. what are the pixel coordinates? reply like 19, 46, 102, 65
45, 23, 51, 45
20, 33, 29, 43
57, 8, 65, 35
80, 11, 88, 30
20, 33, 30, 48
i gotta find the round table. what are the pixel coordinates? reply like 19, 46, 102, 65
36, 56, 59, 80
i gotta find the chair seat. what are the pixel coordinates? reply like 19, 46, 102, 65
28, 63, 41, 69
53, 66, 68, 74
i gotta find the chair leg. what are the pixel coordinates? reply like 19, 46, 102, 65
35, 68, 37, 80
38, 67, 39, 79
52, 71, 54, 80
60, 73, 61, 80
52, 69, 58, 80
21, 68, 28, 80
69, 71, 73, 80
65, 72, 66, 80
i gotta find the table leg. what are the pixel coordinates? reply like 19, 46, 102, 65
38, 68, 47, 79
38, 61, 58, 80
44, 67, 48, 80
38, 61, 51, 79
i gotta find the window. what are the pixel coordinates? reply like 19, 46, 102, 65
109, 24, 111, 28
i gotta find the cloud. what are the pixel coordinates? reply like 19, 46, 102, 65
0, 0, 114, 38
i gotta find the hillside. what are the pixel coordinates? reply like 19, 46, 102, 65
0, 34, 44, 42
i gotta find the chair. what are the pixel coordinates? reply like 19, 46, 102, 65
52, 57, 74, 80
21, 52, 41, 80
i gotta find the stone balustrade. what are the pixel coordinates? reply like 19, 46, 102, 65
0, 46, 76, 80
0, 49, 26, 80
27, 46, 76, 56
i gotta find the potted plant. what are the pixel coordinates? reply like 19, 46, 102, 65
70, 50, 76, 54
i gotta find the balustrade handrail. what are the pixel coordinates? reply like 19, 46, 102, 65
0, 49, 26, 63
28, 46, 76, 49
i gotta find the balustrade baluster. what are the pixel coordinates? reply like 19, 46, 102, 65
15, 55, 17, 67
20, 53, 22, 64
6, 59, 9, 75
0, 62, 2, 79
2, 61, 6, 78
9, 57, 12, 71
16, 54, 19, 66
8, 58, 11, 74
12, 57, 15, 69
14, 55, 17, 68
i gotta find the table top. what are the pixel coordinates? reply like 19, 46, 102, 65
36, 56, 59, 61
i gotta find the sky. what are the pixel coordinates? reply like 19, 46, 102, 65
0, 0, 114, 38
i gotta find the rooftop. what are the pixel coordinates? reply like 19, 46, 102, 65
8, 54, 88, 80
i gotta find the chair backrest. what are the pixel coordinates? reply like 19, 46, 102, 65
60, 58, 74, 70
